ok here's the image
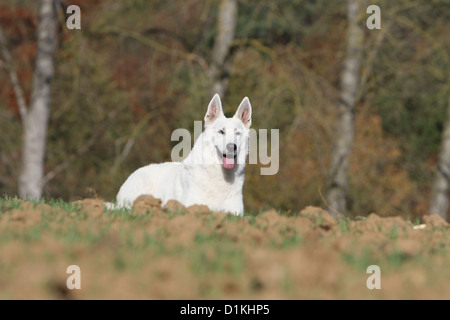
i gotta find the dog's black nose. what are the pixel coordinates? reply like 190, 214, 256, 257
226, 143, 237, 153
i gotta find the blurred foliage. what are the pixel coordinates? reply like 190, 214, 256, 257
371, 0, 450, 187
0, 0, 449, 219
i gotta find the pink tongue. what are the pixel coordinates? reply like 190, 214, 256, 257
223, 156, 235, 169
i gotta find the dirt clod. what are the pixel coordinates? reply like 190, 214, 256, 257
423, 214, 449, 228
132, 195, 162, 215
186, 204, 210, 215
73, 199, 105, 218
299, 206, 337, 228
163, 199, 185, 214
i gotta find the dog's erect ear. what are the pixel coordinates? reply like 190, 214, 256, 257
234, 97, 252, 129
205, 94, 224, 126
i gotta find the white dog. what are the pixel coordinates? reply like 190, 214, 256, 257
114, 94, 252, 216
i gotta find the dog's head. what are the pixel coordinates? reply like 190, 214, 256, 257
204, 94, 252, 170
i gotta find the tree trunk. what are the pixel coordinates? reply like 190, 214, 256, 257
18, 0, 57, 200
326, 0, 364, 217
429, 95, 450, 220
209, 0, 237, 98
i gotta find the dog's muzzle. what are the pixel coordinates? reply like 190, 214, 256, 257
222, 143, 237, 169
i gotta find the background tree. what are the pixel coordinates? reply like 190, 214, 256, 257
209, 0, 237, 98
429, 93, 450, 219
326, 0, 364, 216
0, 0, 57, 200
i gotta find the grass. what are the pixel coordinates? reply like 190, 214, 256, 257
0, 195, 23, 210
337, 217, 351, 234
0, 195, 449, 299
191, 245, 245, 276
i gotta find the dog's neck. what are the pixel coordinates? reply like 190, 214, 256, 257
222, 163, 245, 184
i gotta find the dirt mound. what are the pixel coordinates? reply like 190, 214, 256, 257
423, 214, 449, 228
0, 198, 449, 299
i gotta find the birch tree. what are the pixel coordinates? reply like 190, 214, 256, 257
0, 0, 57, 199
209, 0, 237, 98
326, 0, 364, 216
429, 92, 450, 219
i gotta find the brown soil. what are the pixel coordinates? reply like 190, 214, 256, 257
0, 196, 449, 300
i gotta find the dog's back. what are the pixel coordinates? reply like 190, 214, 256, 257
116, 162, 182, 208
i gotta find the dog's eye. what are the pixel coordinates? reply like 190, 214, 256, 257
235, 131, 241, 136
218, 129, 225, 135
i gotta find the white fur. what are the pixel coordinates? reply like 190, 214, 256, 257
114, 94, 252, 216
